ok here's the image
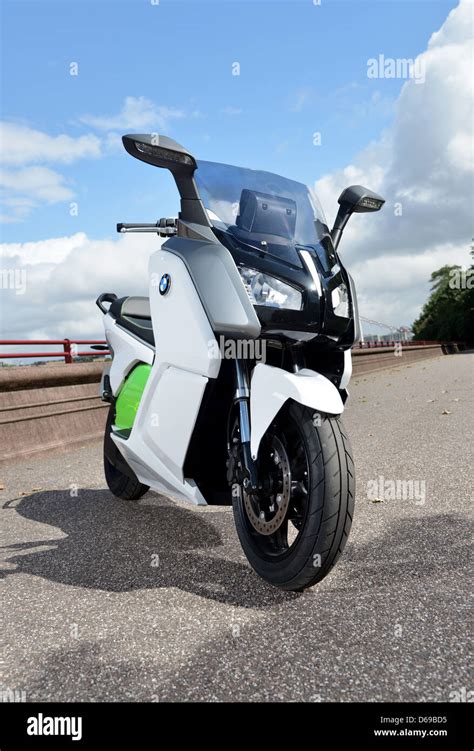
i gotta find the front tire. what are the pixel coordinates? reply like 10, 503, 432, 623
103, 406, 149, 501
233, 401, 354, 591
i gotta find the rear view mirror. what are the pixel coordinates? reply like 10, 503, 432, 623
338, 185, 385, 213
122, 134, 197, 174
122, 133, 209, 226
331, 184, 385, 250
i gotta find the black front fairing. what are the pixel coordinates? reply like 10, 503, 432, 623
194, 159, 358, 349
214, 227, 355, 348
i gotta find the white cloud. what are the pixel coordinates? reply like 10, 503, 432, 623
447, 132, 474, 172
1, 232, 87, 264
0, 97, 184, 222
0, 232, 161, 340
0, 123, 101, 222
351, 242, 470, 327
0, 197, 36, 223
0, 165, 74, 203
315, 0, 473, 327
80, 96, 184, 132
0, 123, 102, 166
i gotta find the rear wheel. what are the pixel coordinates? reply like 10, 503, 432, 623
103, 406, 149, 501
232, 401, 354, 591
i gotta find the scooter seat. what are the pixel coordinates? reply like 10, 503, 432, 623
109, 296, 155, 347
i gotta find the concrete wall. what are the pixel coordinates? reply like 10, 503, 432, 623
352, 343, 444, 376
0, 345, 445, 463
0, 363, 108, 462
0, 361, 104, 392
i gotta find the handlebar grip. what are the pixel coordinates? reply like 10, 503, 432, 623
117, 223, 158, 233
96, 292, 117, 314
116, 220, 177, 235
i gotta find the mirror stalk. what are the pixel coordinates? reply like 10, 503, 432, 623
331, 203, 352, 251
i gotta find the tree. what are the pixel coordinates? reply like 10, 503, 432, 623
412, 259, 473, 343
461, 247, 474, 342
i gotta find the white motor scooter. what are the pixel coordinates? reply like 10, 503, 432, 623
97, 133, 384, 591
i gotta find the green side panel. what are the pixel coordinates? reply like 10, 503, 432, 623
115, 364, 152, 431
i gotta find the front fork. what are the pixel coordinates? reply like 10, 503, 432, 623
230, 359, 259, 493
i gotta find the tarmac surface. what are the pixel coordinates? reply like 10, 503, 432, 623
1, 353, 472, 702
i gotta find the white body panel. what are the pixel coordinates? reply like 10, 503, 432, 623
108, 248, 221, 504
249, 364, 344, 459
105, 315, 154, 393
150, 250, 221, 378
340, 349, 352, 390
114, 365, 208, 499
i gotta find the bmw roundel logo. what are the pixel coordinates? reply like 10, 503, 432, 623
159, 273, 171, 296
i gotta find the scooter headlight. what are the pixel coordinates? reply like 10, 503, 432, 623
238, 266, 302, 311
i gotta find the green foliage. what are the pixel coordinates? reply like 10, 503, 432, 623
412, 252, 474, 343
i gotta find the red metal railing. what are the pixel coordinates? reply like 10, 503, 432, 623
0, 338, 462, 363
356, 340, 447, 349
0, 339, 110, 364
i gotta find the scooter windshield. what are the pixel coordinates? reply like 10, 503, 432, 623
194, 160, 332, 267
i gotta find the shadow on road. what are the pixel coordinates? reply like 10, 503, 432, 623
2, 488, 470, 700
2, 487, 470, 609
14, 508, 470, 702
0, 489, 296, 608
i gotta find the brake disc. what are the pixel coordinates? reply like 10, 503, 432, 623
243, 435, 291, 536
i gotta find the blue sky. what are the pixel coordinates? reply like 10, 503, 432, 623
1, 0, 471, 345
1, 0, 457, 243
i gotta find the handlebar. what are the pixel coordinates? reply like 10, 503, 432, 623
117, 218, 178, 237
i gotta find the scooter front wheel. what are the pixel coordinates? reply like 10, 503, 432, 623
232, 401, 355, 591
103, 406, 149, 501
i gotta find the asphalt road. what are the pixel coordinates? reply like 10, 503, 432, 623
1, 353, 472, 702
